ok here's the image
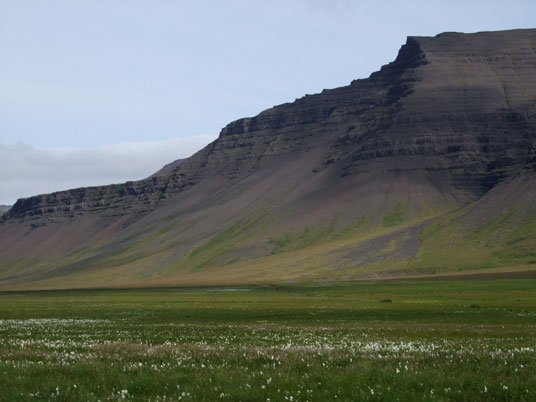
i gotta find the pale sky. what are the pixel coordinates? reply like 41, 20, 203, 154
1, 0, 534, 205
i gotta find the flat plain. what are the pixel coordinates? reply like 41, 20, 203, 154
0, 279, 535, 401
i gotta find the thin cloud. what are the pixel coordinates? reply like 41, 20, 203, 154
0, 135, 216, 205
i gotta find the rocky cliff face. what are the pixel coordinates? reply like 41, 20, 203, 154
152, 29, 536, 198
4, 29, 535, 227
4, 174, 189, 226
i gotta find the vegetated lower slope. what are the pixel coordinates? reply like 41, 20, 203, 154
1, 29, 536, 290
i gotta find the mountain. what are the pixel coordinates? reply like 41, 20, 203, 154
0, 206, 11, 215
1, 28, 536, 290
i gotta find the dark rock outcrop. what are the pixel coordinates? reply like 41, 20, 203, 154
3, 29, 536, 227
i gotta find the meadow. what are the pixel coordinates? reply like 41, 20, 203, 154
0, 279, 534, 401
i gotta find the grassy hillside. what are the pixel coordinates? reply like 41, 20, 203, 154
2, 181, 535, 291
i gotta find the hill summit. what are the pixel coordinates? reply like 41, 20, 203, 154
1, 29, 536, 290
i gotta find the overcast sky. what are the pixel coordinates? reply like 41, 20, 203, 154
1, 0, 534, 205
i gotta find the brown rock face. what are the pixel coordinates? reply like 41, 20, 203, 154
219, 30, 536, 196
5, 29, 536, 226
5, 175, 190, 226
1, 29, 536, 288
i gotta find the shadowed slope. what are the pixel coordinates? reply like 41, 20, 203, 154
1, 29, 536, 289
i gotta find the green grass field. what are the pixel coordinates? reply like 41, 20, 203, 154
0, 279, 535, 401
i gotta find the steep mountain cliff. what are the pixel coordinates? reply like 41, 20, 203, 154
1, 29, 536, 289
